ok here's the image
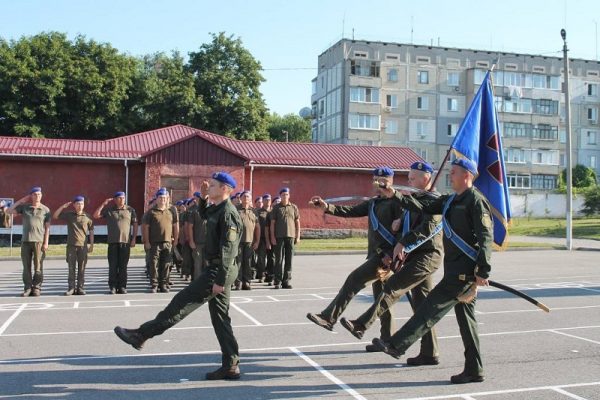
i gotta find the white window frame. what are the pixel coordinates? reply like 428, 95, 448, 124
385, 119, 399, 134
417, 96, 429, 110
417, 70, 429, 84
447, 98, 458, 112
587, 131, 597, 145
447, 123, 459, 136
447, 71, 460, 86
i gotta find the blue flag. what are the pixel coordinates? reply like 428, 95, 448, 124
450, 71, 511, 247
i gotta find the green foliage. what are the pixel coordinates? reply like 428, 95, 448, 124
187, 32, 269, 140
581, 185, 600, 216
267, 112, 311, 142
559, 164, 597, 190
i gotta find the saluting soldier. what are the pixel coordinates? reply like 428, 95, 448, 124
187, 192, 207, 280
54, 196, 94, 295
337, 162, 444, 364
8, 187, 51, 297
235, 191, 260, 290
94, 191, 137, 294
306, 167, 404, 330
269, 188, 300, 289
372, 158, 493, 385
142, 188, 179, 293
114, 171, 244, 380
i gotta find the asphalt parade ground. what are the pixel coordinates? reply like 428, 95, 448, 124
1, 250, 599, 400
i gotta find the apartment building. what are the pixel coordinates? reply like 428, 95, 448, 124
311, 39, 600, 192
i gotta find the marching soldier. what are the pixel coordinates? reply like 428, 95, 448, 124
235, 191, 260, 290
372, 158, 493, 384
337, 162, 444, 364
142, 188, 179, 293
8, 187, 51, 297
114, 171, 243, 380
54, 196, 94, 295
94, 191, 137, 294
306, 167, 403, 330
269, 188, 300, 289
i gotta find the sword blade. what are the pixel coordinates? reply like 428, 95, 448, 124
489, 280, 550, 312
323, 196, 371, 203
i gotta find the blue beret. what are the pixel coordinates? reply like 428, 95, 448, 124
193, 191, 202, 198
410, 162, 433, 174
452, 158, 478, 176
186, 198, 195, 205
212, 172, 236, 188
273, 196, 281, 202
156, 188, 168, 196
114, 191, 125, 198
240, 190, 250, 197
255, 196, 262, 202
175, 200, 184, 206
262, 193, 271, 199
373, 167, 394, 177
73, 195, 85, 202
279, 187, 290, 194
30, 186, 42, 194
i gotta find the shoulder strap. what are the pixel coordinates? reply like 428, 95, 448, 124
369, 200, 396, 246
442, 194, 477, 261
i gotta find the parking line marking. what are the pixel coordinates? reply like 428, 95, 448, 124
289, 346, 367, 400
0, 303, 26, 336
550, 387, 589, 399
230, 303, 262, 326
549, 329, 600, 345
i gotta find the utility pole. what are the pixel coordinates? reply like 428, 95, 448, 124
561, 29, 573, 251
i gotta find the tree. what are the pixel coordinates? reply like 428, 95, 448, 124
133, 52, 203, 131
0, 32, 139, 139
267, 113, 311, 142
187, 32, 268, 140
581, 185, 600, 216
560, 164, 597, 189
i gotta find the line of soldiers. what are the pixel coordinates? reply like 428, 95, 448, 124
307, 161, 493, 385
6, 180, 301, 297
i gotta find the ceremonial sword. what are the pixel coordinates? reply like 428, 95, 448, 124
488, 280, 550, 312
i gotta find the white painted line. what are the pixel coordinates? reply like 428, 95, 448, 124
124, 300, 131, 307
393, 381, 600, 400
551, 387, 589, 400
549, 329, 600, 345
265, 296, 280, 302
289, 346, 367, 400
73, 302, 80, 309
230, 302, 262, 326
311, 294, 326, 299
0, 303, 26, 336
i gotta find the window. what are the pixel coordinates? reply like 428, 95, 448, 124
533, 99, 558, 115
311, 80, 317, 95
532, 124, 558, 140
587, 131, 597, 145
349, 113, 379, 130
416, 56, 430, 63
417, 96, 429, 110
507, 174, 531, 189
417, 70, 429, 84
590, 155, 597, 169
385, 120, 399, 134
386, 94, 398, 108
414, 148, 427, 159
588, 107, 598, 122
354, 51, 368, 58
350, 87, 380, 103
387, 68, 398, 82
503, 122, 530, 138
531, 174, 557, 190
447, 123, 459, 136
318, 98, 325, 118
447, 98, 458, 112
351, 60, 380, 77
504, 148, 528, 164
588, 83, 598, 96
416, 121, 426, 135
532, 150, 559, 165
447, 71, 460, 86
385, 53, 400, 61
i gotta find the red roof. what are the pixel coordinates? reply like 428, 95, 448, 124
0, 125, 422, 170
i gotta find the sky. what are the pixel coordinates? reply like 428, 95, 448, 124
2, 0, 599, 116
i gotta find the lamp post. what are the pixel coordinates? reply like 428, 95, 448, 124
561, 29, 573, 251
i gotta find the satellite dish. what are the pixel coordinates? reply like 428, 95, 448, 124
299, 107, 312, 119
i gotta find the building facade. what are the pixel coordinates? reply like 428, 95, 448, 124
311, 39, 600, 192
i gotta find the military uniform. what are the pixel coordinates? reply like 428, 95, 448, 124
236, 206, 258, 286
386, 186, 493, 378
353, 191, 443, 355
142, 205, 178, 291
59, 211, 94, 293
254, 206, 270, 281
101, 205, 137, 292
315, 196, 403, 324
263, 209, 275, 283
178, 206, 193, 279
188, 205, 208, 280
16, 203, 51, 293
270, 201, 299, 286
137, 196, 243, 368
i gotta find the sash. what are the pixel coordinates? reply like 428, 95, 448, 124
369, 200, 396, 246
442, 194, 477, 261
